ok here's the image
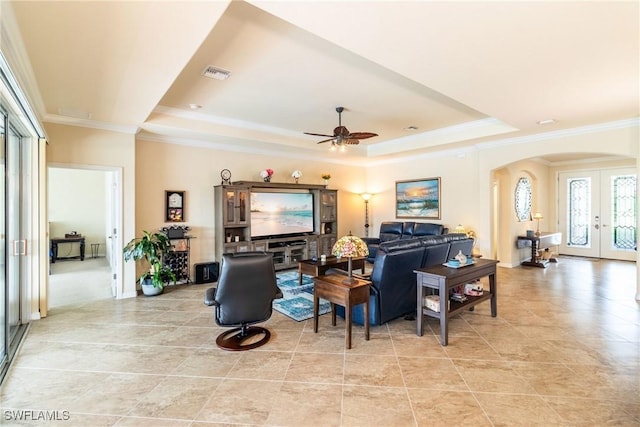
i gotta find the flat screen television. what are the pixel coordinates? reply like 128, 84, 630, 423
250, 191, 314, 239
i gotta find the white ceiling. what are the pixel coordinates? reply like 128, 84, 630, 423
7, 0, 639, 164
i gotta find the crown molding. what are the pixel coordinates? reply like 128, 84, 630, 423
477, 117, 640, 150
43, 114, 139, 135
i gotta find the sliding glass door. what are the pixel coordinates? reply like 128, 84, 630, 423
0, 107, 33, 384
0, 111, 6, 377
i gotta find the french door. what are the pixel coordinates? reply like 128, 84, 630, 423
559, 168, 637, 261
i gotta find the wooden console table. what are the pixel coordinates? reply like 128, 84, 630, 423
414, 259, 498, 346
313, 273, 370, 349
50, 236, 85, 263
517, 232, 562, 268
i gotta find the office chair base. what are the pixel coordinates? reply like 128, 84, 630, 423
216, 326, 271, 351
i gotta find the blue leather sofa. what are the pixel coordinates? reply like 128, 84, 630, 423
362, 221, 447, 263
335, 233, 474, 326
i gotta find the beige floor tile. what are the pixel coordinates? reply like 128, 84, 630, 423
266, 382, 343, 426
400, 357, 468, 390
441, 336, 502, 360
483, 336, 563, 362
284, 352, 345, 383
390, 333, 449, 358
542, 396, 640, 425
347, 331, 395, 355
296, 329, 347, 353
257, 327, 303, 351
474, 392, 566, 426
127, 376, 220, 420
407, 389, 492, 427
169, 347, 242, 377
452, 359, 537, 394
511, 361, 638, 401
195, 379, 282, 424
342, 385, 415, 427
344, 354, 404, 387
225, 350, 293, 380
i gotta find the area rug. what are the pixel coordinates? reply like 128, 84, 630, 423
273, 270, 331, 321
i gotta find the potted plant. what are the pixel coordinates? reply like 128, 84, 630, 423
123, 230, 176, 296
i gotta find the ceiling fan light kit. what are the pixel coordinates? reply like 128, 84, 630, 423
305, 106, 377, 150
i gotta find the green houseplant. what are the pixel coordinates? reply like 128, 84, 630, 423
123, 230, 176, 296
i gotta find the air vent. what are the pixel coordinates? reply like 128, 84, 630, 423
202, 66, 231, 80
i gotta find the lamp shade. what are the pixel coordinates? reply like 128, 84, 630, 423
332, 234, 369, 258
533, 212, 544, 220
454, 224, 466, 234
332, 234, 369, 284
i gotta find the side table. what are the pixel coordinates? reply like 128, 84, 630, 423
414, 259, 498, 346
313, 273, 370, 349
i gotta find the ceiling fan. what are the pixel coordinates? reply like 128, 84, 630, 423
305, 107, 378, 146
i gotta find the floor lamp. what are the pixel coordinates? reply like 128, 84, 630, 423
361, 193, 371, 237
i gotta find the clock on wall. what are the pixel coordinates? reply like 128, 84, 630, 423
220, 169, 232, 185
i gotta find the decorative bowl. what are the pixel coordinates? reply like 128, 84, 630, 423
448, 259, 461, 267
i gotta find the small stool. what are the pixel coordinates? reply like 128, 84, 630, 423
90, 243, 100, 258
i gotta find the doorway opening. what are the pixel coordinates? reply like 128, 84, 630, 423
46, 165, 123, 311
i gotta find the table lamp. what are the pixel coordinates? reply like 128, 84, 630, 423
533, 212, 544, 236
332, 232, 369, 284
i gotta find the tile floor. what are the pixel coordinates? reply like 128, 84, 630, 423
1, 257, 639, 426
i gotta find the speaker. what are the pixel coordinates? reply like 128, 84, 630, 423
194, 262, 219, 284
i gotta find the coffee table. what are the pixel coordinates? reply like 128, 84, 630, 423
298, 256, 365, 285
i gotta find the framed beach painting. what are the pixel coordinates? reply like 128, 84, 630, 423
395, 177, 441, 219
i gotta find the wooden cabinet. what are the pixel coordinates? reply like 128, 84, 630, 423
320, 190, 337, 221
214, 182, 338, 270
318, 189, 338, 256
222, 186, 249, 226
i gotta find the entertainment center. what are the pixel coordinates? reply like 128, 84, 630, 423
214, 181, 338, 270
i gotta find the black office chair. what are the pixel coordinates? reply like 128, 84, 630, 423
204, 252, 282, 351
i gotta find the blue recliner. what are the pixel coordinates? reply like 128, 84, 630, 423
362, 221, 445, 263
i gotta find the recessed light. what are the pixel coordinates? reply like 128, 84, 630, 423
189, 104, 202, 110
404, 125, 419, 131
536, 119, 556, 125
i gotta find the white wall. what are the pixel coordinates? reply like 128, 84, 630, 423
48, 168, 107, 257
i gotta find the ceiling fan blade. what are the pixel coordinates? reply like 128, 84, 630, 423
305, 132, 334, 138
344, 138, 360, 145
348, 132, 378, 140
316, 137, 336, 144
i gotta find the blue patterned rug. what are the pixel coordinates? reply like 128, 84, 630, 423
274, 270, 331, 321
